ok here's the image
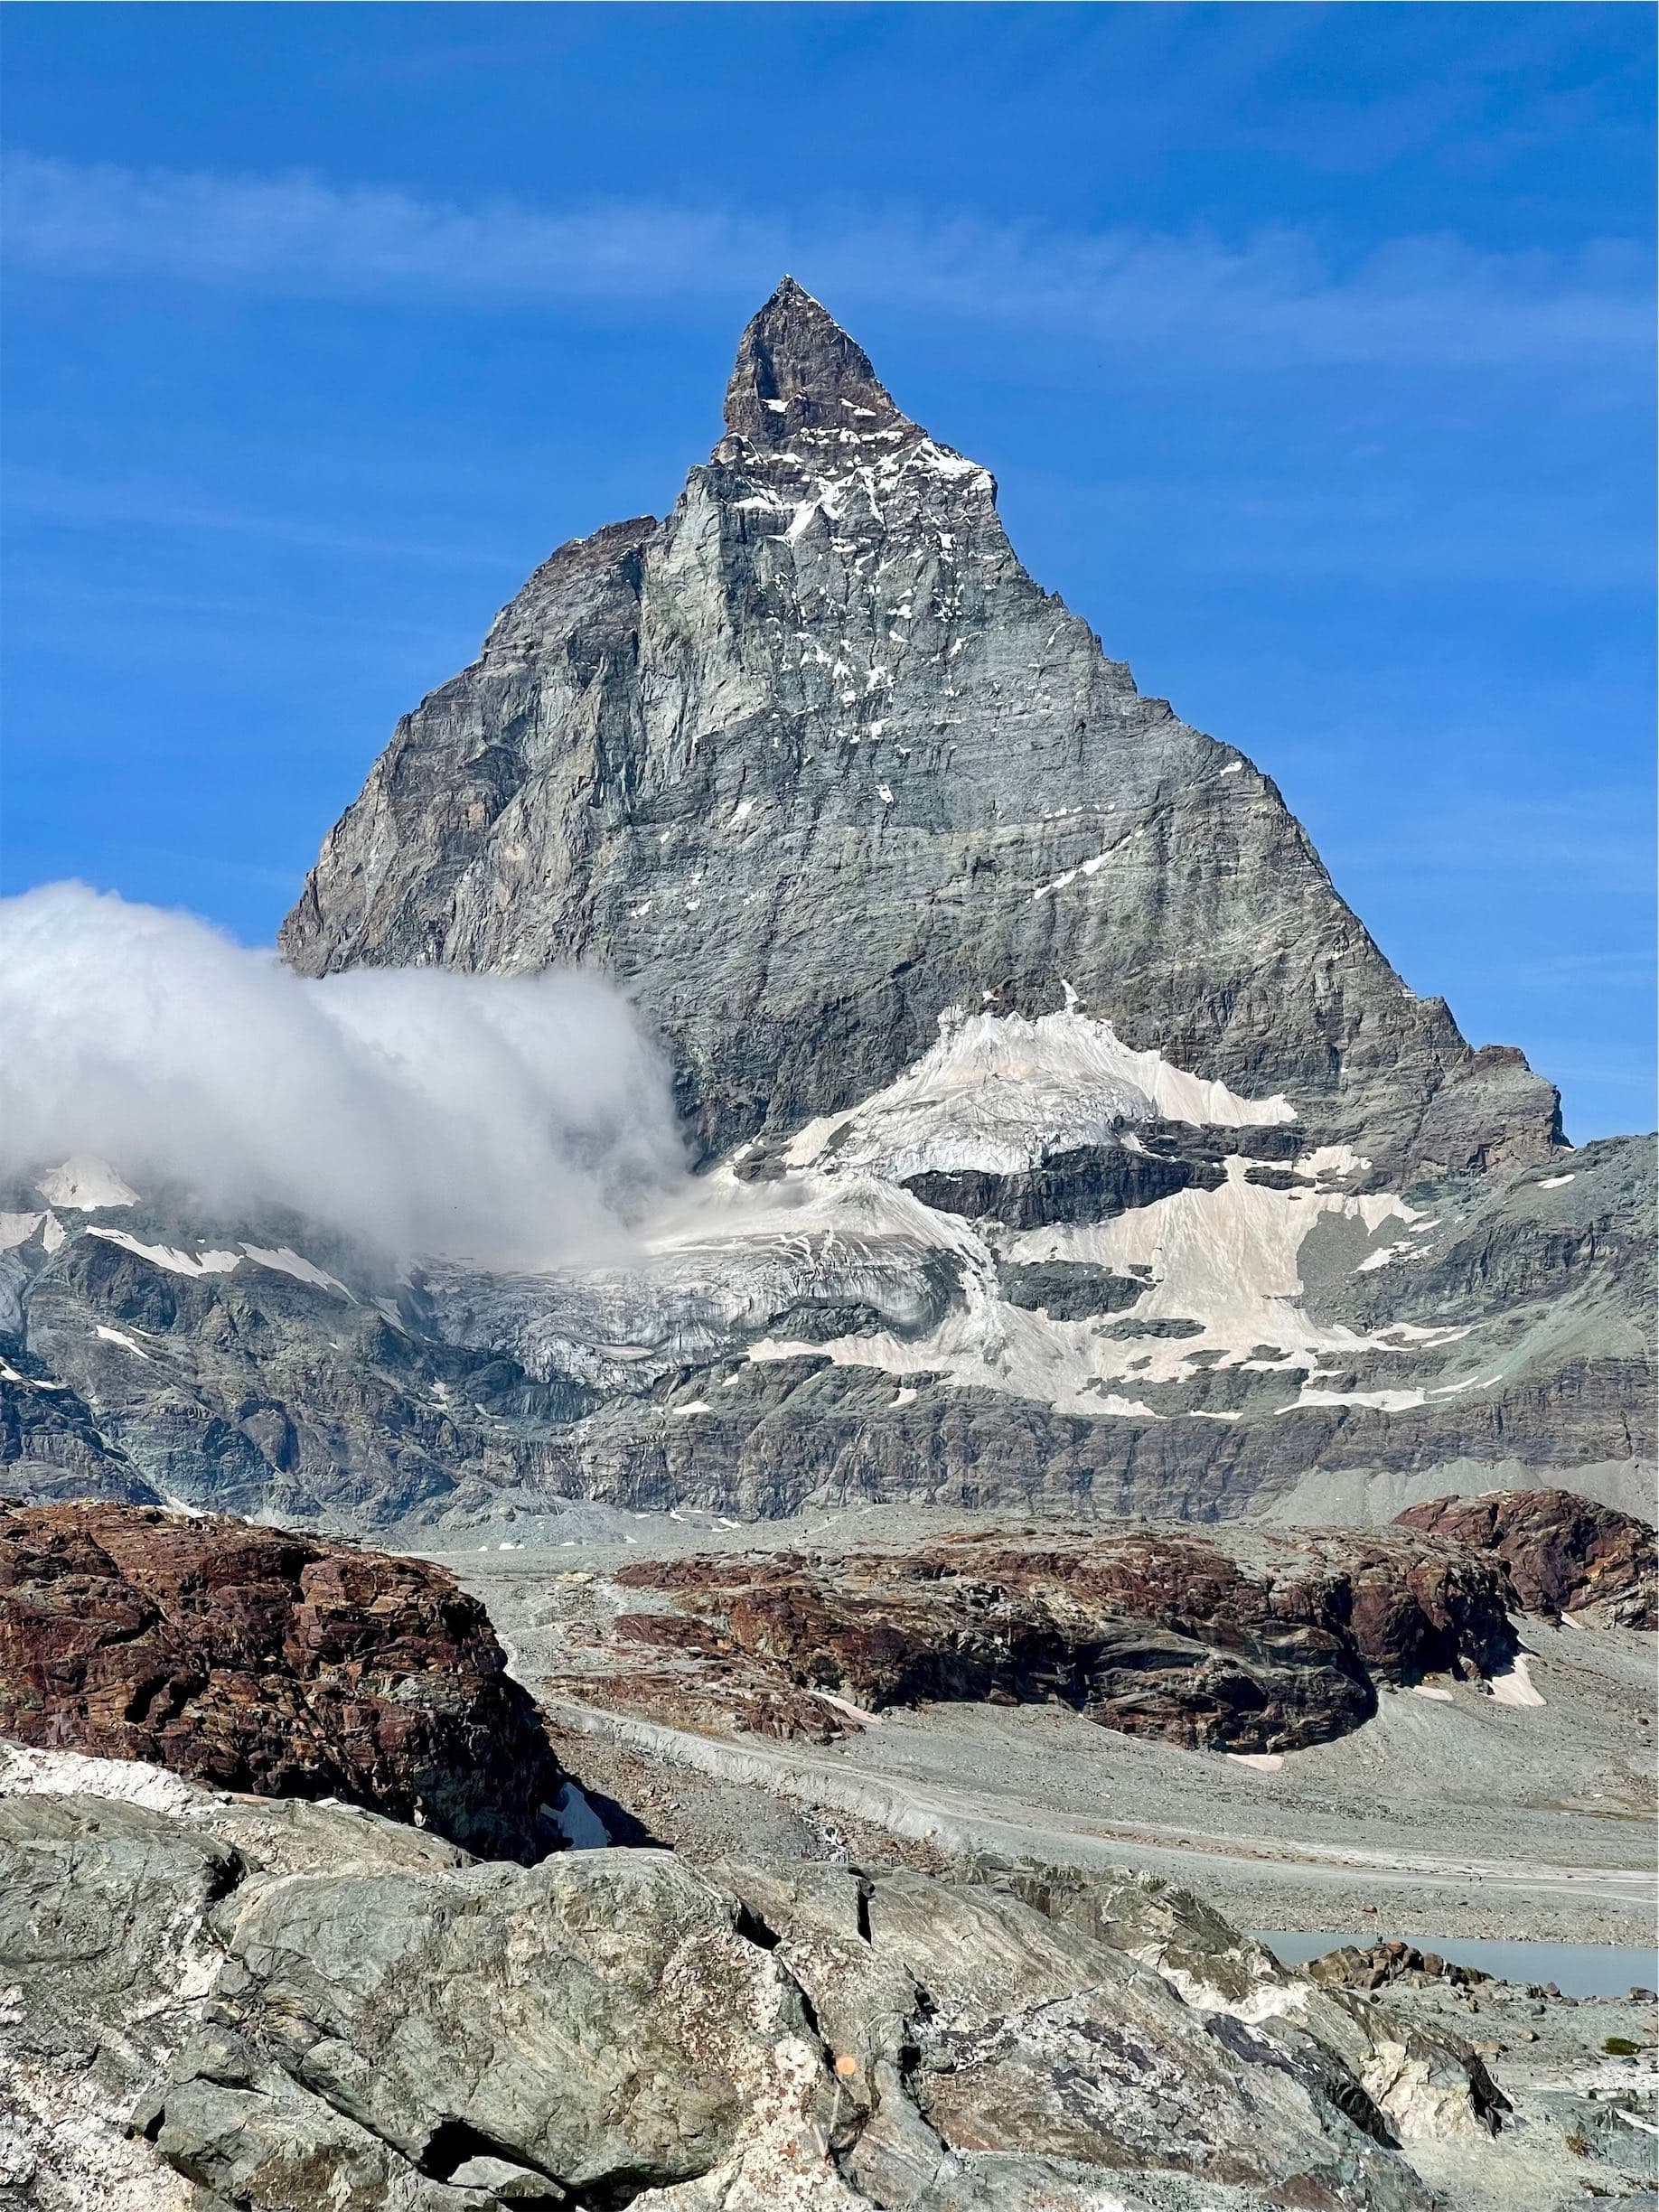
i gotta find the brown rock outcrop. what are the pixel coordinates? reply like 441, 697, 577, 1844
0, 1498, 567, 1859
1393, 1487, 1655, 1628
1307, 1940, 1494, 1993
589, 1523, 1519, 1754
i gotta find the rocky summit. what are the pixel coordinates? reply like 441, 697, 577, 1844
283, 277, 1558, 1183
1, 283, 1652, 1538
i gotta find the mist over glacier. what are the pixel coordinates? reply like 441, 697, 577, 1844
0, 882, 688, 1264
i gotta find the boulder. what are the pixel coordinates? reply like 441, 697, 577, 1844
0, 1498, 567, 1859
0, 1771, 1453, 2211
1393, 1486, 1655, 1627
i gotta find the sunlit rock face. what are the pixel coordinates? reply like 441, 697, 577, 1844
0, 1498, 568, 1860
5, 286, 1647, 1536
534, 1520, 1522, 1755
278, 277, 1561, 1184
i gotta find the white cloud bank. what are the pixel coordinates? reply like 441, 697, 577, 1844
0, 884, 686, 1266
4, 152, 1646, 370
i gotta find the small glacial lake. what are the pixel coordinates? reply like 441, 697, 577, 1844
1256, 1934, 1657, 2000
553, 1781, 612, 1850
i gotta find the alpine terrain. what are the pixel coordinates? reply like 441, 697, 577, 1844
1, 281, 1650, 1540
2, 283, 1654, 2212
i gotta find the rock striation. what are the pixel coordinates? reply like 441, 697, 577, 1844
0, 1499, 567, 1859
0, 1756, 1506, 2211
280, 278, 1560, 1184
1393, 1486, 1656, 1629
3, 285, 1650, 1536
536, 1521, 1518, 1754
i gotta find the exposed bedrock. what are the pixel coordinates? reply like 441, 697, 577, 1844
3, 284, 1646, 1540
1393, 1486, 1656, 1628
0, 1499, 567, 1860
472, 1353, 1650, 1527
278, 278, 1560, 1185
0, 1761, 1498, 2211
565, 1523, 1520, 1754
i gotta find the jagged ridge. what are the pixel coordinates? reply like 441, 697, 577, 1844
279, 278, 1562, 1181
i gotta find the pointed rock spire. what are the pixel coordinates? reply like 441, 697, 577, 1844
723, 276, 910, 447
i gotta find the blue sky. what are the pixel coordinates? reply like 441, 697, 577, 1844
3, 3, 1652, 1139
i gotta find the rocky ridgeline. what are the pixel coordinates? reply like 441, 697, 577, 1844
1394, 1486, 1656, 1629
280, 279, 1559, 1182
1, 284, 1651, 1536
0, 1499, 567, 1860
1, 1757, 1513, 2212
538, 1521, 1520, 1753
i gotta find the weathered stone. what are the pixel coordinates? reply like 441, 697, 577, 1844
1393, 1486, 1656, 1628
0, 1773, 1455, 2211
547, 1520, 1520, 1754
0, 1499, 567, 1859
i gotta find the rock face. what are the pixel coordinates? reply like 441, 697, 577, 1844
1393, 1487, 1656, 1629
2, 1127, 1647, 1546
539, 1522, 1518, 1754
280, 278, 1559, 1184
0, 1500, 567, 1860
0, 1759, 1501, 2211
4, 286, 1649, 1538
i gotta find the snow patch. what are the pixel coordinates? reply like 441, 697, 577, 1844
1293, 1145, 1370, 1184
36, 1155, 138, 1210
239, 1245, 352, 1298
89, 1228, 239, 1278
780, 1005, 1293, 1183
1004, 1160, 1426, 1397
1487, 1654, 1544, 1708
93, 1325, 153, 1359
1289, 1385, 1427, 1413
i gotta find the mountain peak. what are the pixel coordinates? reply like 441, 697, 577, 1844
723, 276, 909, 446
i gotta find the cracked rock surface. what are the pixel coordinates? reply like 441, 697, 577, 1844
0, 1501, 568, 1861
0, 1757, 1493, 2212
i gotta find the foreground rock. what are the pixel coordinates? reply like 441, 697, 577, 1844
1393, 1486, 1656, 1629
0, 1752, 1509, 2212
548, 1521, 1519, 1753
0, 1499, 567, 1860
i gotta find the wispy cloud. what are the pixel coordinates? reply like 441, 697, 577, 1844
5, 465, 521, 572
5, 152, 1649, 371
1328, 797, 1654, 898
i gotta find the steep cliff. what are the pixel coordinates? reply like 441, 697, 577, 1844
281, 279, 1561, 1183
5, 286, 1644, 1536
